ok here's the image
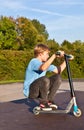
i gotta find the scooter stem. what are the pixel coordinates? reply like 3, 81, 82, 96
64, 54, 75, 97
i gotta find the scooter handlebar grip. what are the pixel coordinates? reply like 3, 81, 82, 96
64, 54, 74, 60
56, 51, 61, 56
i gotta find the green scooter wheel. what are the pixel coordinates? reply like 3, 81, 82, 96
33, 106, 40, 115
73, 108, 82, 117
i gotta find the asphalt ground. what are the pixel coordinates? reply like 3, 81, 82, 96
0, 80, 84, 130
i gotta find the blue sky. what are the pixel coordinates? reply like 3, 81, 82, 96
0, 0, 84, 44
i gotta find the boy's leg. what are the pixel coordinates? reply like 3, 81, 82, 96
29, 76, 50, 103
48, 74, 62, 102
39, 77, 50, 104
29, 76, 53, 111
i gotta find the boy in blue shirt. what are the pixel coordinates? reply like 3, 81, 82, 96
23, 43, 73, 111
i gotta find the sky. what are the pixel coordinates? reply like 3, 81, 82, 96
0, 0, 84, 44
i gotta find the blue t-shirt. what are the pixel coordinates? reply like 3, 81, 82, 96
23, 58, 57, 97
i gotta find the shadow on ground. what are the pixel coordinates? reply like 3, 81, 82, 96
0, 91, 84, 130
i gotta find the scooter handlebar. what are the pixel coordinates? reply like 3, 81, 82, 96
56, 51, 74, 60
64, 54, 74, 60
56, 50, 63, 56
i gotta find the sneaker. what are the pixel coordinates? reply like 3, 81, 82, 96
39, 103, 52, 111
48, 101, 58, 110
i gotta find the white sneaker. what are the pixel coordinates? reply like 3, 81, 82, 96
48, 101, 58, 109
40, 103, 52, 111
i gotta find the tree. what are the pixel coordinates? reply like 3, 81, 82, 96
32, 19, 49, 41
15, 17, 38, 49
0, 16, 17, 49
74, 42, 84, 75
61, 40, 73, 53
72, 40, 83, 50
46, 39, 59, 51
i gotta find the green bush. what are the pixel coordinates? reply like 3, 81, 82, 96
0, 49, 84, 82
0, 50, 33, 81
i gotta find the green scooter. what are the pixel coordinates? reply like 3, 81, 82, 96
33, 53, 82, 117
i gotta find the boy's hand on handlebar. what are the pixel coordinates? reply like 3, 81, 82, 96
56, 50, 65, 58
56, 51, 74, 60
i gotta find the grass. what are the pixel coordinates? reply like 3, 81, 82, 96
0, 80, 24, 84
0, 78, 84, 85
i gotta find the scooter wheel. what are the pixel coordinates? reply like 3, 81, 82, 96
33, 106, 40, 115
73, 108, 82, 117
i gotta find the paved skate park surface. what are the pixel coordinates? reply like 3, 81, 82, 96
0, 80, 84, 130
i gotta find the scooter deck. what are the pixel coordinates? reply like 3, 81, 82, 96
33, 107, 69, 115
36, 109, 67, 113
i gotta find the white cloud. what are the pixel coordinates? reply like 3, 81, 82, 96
44, 1, 84, 5
0, 0, 84, 43
27, 8, 69, 17
0, 0, 26, 10
46, 15, 84, 31
0, 1, 68, 17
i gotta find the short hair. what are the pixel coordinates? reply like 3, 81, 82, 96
34, 43, 50, 57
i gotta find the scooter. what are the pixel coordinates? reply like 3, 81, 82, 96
33, 53, 82, 117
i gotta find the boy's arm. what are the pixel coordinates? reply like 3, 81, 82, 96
39, 51, 65, 71
39, 54, 56, 71
53, 61, 66, 74
53, 54, 74, 74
